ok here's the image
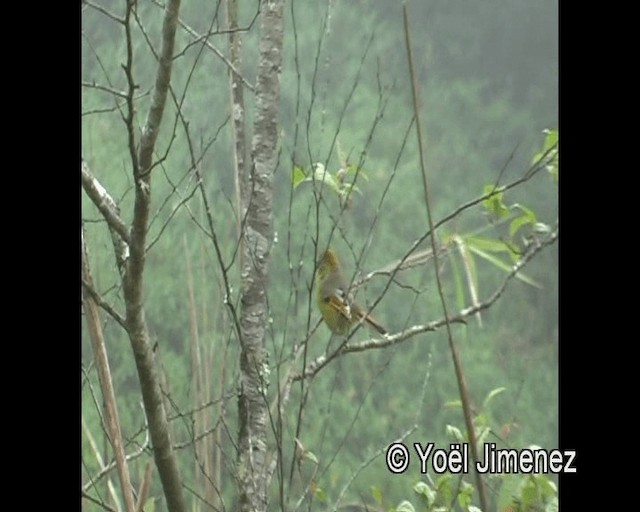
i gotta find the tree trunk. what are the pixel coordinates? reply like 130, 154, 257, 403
236, 2, 285, 512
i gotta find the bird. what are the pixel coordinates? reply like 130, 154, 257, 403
316, 248, 387, 335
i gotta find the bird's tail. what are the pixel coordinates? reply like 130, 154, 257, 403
364, 313, 387, 335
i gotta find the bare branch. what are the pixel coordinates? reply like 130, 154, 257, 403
355, 245, 447, 289
82, 432, 150, 494
178, 22, 255, 92
179, 119, 243, 343
120, 1, 188, 510
81, 491, 119, 512
82, 29, 131, 128
82, 80, 129, 98
81, 160, 130, 245
145, 176, 199, 253
85, 0, 124, 24
82, 418, 121, 507
135, 462, 154, 512
228, 0, 248, 242
149, 0, 256, 92
82, 228, 137, 512
81, 277, 127, 330
84, 401, 150, 494
83, 89, 152, 117
137, 2, 179, 176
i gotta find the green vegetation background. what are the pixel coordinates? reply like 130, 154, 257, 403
82, 0, 558, 509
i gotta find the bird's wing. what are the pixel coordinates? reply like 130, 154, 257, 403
323, 288, 352, 320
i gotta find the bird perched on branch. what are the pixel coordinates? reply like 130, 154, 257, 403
316, 248, 387, 335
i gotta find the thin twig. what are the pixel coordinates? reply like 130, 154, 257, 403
84, 0, 125, 23
81, 278, 128, 330
82, 80, 128, 98
81, 491, 119, 512
82, 228, 137, 512
149, 0, 256, 92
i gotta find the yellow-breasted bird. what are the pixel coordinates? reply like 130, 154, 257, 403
316, 248, 387, 335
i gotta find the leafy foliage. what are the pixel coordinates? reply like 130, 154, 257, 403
532, 129, 559, 183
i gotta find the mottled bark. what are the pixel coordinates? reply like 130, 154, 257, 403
236, 2, 285, 512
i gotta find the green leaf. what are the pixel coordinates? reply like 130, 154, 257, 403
396, 500, 416, 512
292, 165, 307, 188
483, 387, 507, 408
482, 185, 509, 218
533, 222, 551, 235
545, 496, 559, 512
519, 477, 537, 506
509, 204, 537, 238
466, 236, 512, 254
297, 163, 341, 194
548, 161, 559, 183
314, 486, 327, 502
414, 481, 436, 505
435, 474, 453, 505
497, 474, 520, 511
371, 485, 383, 506
311, 163, 332, 184
533, 474, 557, 498
456, 236, 478, 297
340, 182, 362, 196
435, 474, 452, 490
474, 412, 488, 429
446, 424, 464, 442
413, 481, 430, 496
532, 129, 559, 183
304, 450, 319, 464
295, 162, 363, 200
449, 245, 467, 314
453, 235, 484, 326
543, 128, 558, 148
345, 163, 368, 180
475, 426, 491, 447
456, 481, 474, 509
532, 129, 558, 162
468, 246, 542, 288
